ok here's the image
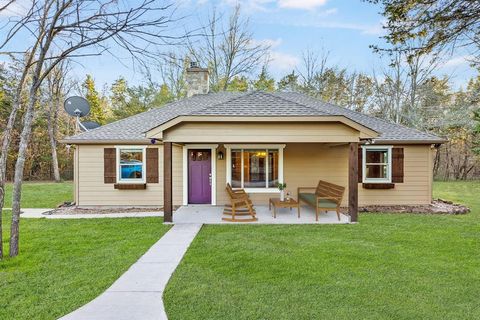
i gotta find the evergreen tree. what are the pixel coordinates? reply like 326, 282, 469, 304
252, 66, 275, 92
226, 76, 249, 92
155, 84, 174, 106
110, 77, 128, 110
277, 71, 300, 92
82, 75, 106, 125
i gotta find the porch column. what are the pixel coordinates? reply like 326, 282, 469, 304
163, 142, 173, 223
348, 142, 359, 222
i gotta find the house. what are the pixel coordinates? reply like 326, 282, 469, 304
62, 64, 446, 223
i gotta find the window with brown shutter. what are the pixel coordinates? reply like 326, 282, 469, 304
104, 148, 116, 183
392, 147, 404, 183
146, 148, 159, 183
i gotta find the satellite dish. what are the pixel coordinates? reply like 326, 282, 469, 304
80, 121, 100, 131
64, 96, 90, 117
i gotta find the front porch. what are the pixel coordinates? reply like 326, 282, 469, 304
163, 141, 359, 224
173, 205, 350, 224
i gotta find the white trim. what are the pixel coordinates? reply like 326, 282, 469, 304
226, 146, 231, 189
182, 147, 188, 205
225, 144, 285, 192
361, 145, 393, 183
278, 147, 284, 184
244, 188, 280, 194
224, 144, 286, 149
182, 144, 218, 206
115, 146, 147, 184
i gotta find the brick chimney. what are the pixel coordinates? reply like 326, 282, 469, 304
185, 61, 209, 97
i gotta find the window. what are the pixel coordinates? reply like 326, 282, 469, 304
227, 145, 284, 192
363, 146, 392, 183
117, 147, 146, 183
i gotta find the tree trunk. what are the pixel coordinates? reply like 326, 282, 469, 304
49, 134, 60, 182
0, 97, 23, 259
48, 99, 61, 182
9, 85, 39, 257
444, 145, 450, 180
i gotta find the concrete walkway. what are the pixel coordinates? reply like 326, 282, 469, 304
60, 223, 202, 320
19, 208, 163, 219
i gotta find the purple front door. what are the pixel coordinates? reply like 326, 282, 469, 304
188, 149, 212, 204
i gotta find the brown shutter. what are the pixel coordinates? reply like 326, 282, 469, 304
104, 148, 116, 183
357, 148, 363, 183
392, 147, 404, 183
146, 148, 159, 183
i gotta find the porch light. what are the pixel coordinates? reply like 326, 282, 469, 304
217, 151, 224, 160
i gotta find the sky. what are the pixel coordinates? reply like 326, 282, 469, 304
1, 0, 477, 89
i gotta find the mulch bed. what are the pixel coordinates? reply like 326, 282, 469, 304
46, 204, 165, 215
48, 200, 469, 216
357, 199, 470, 215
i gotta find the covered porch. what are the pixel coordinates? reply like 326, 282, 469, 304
162, 141, 360, 224
150, 116, 374, 224
173, 205, 350, 224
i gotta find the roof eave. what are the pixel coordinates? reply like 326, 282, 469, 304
372, 138, 448, 145
59, 138, 152, 145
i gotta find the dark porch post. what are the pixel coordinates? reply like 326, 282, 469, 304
163, 142, 173, 223
348, 142, 359, 222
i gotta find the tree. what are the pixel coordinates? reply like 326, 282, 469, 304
187, 5, 270, 91
0, 63, 16, 259
156, 84, 175, 106
158, 53, 188, 100
225, 76, 249, 92
0, 51, 38, 259
297, 49, 329, 94
345, 72, 374, 113
371, 53, 408, 124
110, 77, 128, 113
83, 75, 106, 125
45, 61, 71, 182
473, 108, 480, 155
252, 66, 275, 92
277, 71, 300, 92
368, 0, 480, 65
110, 79, 174, 121
0, 0, 184, 257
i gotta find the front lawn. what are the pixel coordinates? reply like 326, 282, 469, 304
164, 181, 480, 319
3, 181, 73, 208
0, 212, 169, 320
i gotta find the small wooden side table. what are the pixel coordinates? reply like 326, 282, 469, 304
269, 198, 300, 218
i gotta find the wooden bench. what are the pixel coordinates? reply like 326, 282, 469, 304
222, 183, 257, 222
298, 180, 345, 221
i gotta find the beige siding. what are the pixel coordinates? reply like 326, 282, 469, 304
172, 144, 183, 205
216, 143, 433, 206
76, 144, 183, 207
216, 143, 349, 206
76, 143, 433, 207
358, 145, 433, 205
164, 122, 361, 143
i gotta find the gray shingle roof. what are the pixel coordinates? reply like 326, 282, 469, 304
64, 91, 445, 143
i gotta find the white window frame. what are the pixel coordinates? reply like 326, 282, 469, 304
225, 144, 285, 193
116, 146, 147, 184
362, 145, 392, 183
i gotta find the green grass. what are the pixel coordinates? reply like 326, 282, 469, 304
0, 212, 170, 320
164, 181, 480, 320
3, 181, 73, 208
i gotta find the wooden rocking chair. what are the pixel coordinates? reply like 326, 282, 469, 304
222, 183, 257, 222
